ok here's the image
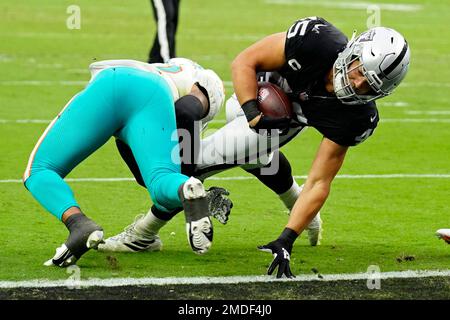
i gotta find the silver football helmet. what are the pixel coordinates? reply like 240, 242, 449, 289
333, 27, 410, 105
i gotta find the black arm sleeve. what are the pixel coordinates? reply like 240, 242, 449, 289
174, 94, 205, 177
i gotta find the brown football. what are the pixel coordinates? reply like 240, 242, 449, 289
257, 82, 293, 119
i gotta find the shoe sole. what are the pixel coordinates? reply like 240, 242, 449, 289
97, 240, 162, 253
187, 217, 213, 254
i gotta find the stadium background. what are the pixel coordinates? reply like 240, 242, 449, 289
0, 0, 449, 299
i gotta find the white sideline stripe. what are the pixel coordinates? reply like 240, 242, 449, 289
265, 0, 423, 11
1, 270, 449, 288
2, 174, 450, 184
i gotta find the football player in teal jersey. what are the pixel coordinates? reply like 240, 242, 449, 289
24, 58, 225, 267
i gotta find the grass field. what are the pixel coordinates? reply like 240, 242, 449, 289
0, 0, 449, 300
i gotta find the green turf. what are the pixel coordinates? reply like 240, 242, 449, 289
0, 0, 449, 281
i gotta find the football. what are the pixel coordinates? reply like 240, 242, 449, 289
257, 82, 293, 119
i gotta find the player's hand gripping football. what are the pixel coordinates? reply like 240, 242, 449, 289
258, 228, 299, 278
206, 187, 233, 225
253, 115, 292, 131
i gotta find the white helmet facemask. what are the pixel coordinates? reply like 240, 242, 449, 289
333, 27, 410, 105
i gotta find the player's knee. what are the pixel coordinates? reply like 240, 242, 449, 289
175, 95, 205, 125
23, 163, 42, 187
22, 168, 46, 191
23, 162, 66, 190
145, 168, 184, 211
148, 184, 180, 212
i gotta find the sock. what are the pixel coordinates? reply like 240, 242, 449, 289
136, 208, 169, 236
279, 181, 303, 212
64, 212, 86, 232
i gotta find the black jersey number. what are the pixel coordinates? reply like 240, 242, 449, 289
355, 128, 374, 144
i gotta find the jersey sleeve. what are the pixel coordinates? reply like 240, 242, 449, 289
314, 104, 379, 147
155, 60, 198, 99
284, 17, 348, 72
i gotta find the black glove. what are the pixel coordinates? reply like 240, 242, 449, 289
242, 99, 293, 134
206, 187, 233, 225
258, 228, 298, 278
253, 114, 291, 131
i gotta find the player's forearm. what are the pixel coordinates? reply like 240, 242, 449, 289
286, 138, 348, 234
286, 181, 330, 234
231, 55, 258, 105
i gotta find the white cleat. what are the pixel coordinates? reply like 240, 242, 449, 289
436, 229, 450, 244
97, 214, 162, 253
306, 213, 322, 246
186, 216, 213, 255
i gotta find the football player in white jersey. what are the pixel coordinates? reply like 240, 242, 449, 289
97, 65, 323, 253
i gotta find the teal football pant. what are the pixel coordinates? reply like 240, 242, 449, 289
23, 67, 188, 220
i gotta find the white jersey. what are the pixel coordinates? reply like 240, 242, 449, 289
89, 58, 224, 123
89, 59, 200, 102
194, 94, 306, 180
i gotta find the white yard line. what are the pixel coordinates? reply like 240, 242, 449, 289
2, 174, 450, 184
1, 80, 449, 89
264, 0, 423, 12
2, 118, 450, 124
378, 102, 409, 107
402, 82, 450, 88
0, 269, 448, 288
405, 110, 450, 115
380, 118, 450, 123
0, 119, 51, 124
0, 80, 87, 86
